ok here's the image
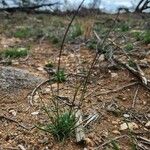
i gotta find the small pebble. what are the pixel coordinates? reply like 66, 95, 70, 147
123, 114, 130, 118
31, 111, 39, 115
111, 73, 118, 78
120, 122, 138, 131
112, 130, 121, 135
145, 121, 150, 128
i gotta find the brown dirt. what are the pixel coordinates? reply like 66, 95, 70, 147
0, 12, 150, 150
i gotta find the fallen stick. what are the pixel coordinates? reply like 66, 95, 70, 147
93, 82, 138, 97
75, 110, 85, 144
0, 115, 34, 130
114, 58, 150, 91
28, 79, 53, 106
132, 85, 139, 108
137, 142, 150, 150
137, 136, 150, 145
95, 135, 128, 149
83, 113, 99, 127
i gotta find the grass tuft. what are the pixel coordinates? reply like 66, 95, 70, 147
132, 30, 150, 44
71, 23, 83, 39
124, 43, 134, 52
143, 31, 150, 44
1, 47, 28, 58
54, 70, 66, 82
14, 27, 32, 38
38, 111, 76, 141
119, 23, 129, 32
111, 140, 120, 150
45, 61, 54, 68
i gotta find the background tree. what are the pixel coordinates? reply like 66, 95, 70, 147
0, 0, 60, 12
133, 0, 150, 12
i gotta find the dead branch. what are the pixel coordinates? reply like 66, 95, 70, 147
137, 136, 150, 145
75, 110, 85, 144
137, 142, 150, 150
132, 85, 139, 108
29, 79, 53, 106
83, 113, 99, 127
0, 115, 34, 130
114, 58, 150, 91
0, 2, 60, 13
95, 135, 128, 149
93, 82, 138, 97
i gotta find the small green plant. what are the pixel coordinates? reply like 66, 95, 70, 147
111, 140, 120, 150
54, 70, 66, 82
118, 22, 129, 32
48, 35, 59, 44
38, 111, 76, 141
71, 23, 83, 39
1, 47, 28, 58
45, 61, 54, 68
132, 31, 143, 41
143, 31, 150, 44
87, 39, 97, 50
14, 27, 32, 38
124, 43, 133, 52
86, 39, 107, 54
128, 59, 136, 68
132, 30, 150, 44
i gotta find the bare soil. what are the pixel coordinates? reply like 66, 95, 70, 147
0, 12, 150, 150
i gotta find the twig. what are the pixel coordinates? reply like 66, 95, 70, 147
56, 95, 75, 107
0, 115, 34, 130
83, 113, 99, 127
18, 145, 26, 150
57, 0, 85, 94
29, 79, 53, 106
95, 82, 138, 97
95, 135, 128, 149
79, 11, 120, 105
137, 136, 150, 145
114, 58, 150, 91
132, 85, 139, 108
137, 142, 150, 150
1, 147, 18, 150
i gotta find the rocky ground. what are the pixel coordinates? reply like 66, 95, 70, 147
0, 12, 150, 150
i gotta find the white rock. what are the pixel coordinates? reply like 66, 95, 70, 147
112, 121, 119, 125
45, 88, 51, 93
12, 60, 19, 65
112, 130, 121, 135
120, 122, 138, 131
111, 73, 118, 78
34, 94, 39, 101
140, 59, 148, 64
31, 111, 39, 115
99, 54, 105, 61
37, 67, 44, 71
18, 144, 26, 150
123, 114, 130, 118
9, 109, 17, 116
70, 53, 75, 58
145, 121, 150, 128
